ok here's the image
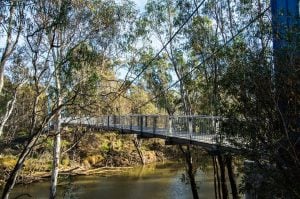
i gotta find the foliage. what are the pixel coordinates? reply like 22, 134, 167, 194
0, 0, 299, 198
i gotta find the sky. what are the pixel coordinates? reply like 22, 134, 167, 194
0, 0, 151, 80
132, 0, 147, 10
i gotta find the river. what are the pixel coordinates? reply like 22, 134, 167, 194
10, 162, 216, 199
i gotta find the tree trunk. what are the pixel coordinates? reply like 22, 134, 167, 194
0, 80, 27, 137
49, 116, 61, 199
0, 97, 16, 137
1, 129, 44, 199
215, 156, 222, 199
49, 74, 62, 198
0, 64, 4, 95
225, 155, 239, 199
180, 145, 199, 199
1, 104, 60, 199
0, 2, 22, 95
217, 155, 228, 199
212, 156, 218, 199
133, 136, 145, 165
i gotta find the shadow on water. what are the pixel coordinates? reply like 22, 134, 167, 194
9, 161, 216, 199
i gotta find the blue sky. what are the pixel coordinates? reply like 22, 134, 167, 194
133, 0, 147, 10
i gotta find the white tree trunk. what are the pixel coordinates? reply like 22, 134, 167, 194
0, 98, 15, 137
50, 90, 62, 199
0, 2, 22, 95
1, 95, 56, 199
50, 44, 63, 198
0, 82, 25, 137
50, 113, 61, 199
0, 65, 5, 95
49, 67, 62, 198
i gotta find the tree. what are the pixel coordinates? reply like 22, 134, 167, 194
1, 0, 138, 198
0, 0, 26, 137
138, 1, 213, 197
217, 0, 300, 197
0, 0, 25, 94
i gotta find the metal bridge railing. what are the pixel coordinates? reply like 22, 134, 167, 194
61, 115, 224, 145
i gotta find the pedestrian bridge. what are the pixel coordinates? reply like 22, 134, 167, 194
62, 115, 237, 151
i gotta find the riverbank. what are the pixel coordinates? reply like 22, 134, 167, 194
0, 166, 137, 186
0, 130, 183, 187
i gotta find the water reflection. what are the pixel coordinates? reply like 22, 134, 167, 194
10, 162, 215, 199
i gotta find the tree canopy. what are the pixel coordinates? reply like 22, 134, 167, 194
0, 0, 299, 198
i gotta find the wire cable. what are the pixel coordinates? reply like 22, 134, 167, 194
134, 6, 271, 111
112, 0, 207, 101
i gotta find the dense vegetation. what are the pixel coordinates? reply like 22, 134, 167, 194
0, 0, 299, 198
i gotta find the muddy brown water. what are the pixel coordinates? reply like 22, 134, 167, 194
9, 162, 215, 199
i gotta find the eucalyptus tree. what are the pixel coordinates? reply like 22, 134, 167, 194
209, 0, 300, 197
139, 0, 227, 115
0, 0, 26, 137
139, 0, 274, 198
140, 0, 194, 115
138, 1, 217, 198
35, 0, 137, 197
0, 0, 25, 95
137, 49, 178, 115
0, 53, 28, 138
1, 0, 138, 198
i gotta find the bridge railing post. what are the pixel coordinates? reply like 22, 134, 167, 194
120, 116, 123, 130
102, 116, 105, 127
188, 116, 193, 139
107, 116, 110, 127
217, 118, 222, 144
168, 116, 172, 135
145, 116, 148, 129
153, 116, 157, 134
204, 117, 207, 139
140, 115, 143, 133
130, 116, 132, 130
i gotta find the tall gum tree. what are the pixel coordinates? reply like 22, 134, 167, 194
1, 0, 138, 198
0, 0, 26, 137
0, 0, 25, 94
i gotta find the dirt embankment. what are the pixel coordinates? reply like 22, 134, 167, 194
0, 130, 180, 186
